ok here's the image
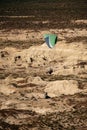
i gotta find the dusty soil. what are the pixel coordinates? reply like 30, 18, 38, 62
0, 0, 87, 130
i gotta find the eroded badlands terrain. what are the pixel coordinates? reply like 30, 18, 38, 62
0, 28, 87, 130
0, 0, 87, 130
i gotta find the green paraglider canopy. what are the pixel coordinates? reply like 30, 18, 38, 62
44, 34, 57, 48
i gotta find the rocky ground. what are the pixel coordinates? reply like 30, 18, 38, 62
0, 0, 87, 130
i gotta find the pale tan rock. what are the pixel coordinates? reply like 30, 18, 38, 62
44, 80, 81, 97
0, 85, 16, 95
31, 76, 47, 86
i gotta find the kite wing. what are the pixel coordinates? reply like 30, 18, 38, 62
44, 34, 57, 48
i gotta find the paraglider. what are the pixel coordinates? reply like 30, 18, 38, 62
44, 34, 57, 48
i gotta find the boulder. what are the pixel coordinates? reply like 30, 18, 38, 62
0, 85, 16, 95
31, 76, 47, 86
44, 80, 81, 97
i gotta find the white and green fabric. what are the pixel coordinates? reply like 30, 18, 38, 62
44, 34, 57, 48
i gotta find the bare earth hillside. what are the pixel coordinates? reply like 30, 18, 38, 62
0, 0, 87, 130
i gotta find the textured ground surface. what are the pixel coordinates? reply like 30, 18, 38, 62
0, 0, 87, 130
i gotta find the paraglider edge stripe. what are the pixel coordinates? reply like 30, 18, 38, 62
49, 38, 53, 48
